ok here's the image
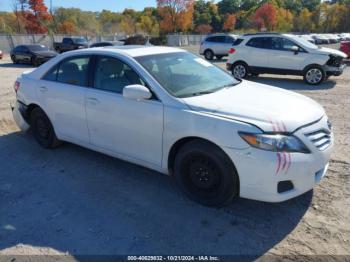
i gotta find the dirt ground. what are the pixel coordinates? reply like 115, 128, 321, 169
0, 48, 349, 260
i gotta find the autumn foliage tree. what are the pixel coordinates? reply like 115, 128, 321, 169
253, 3, 277, 31
222, 13, 236, 32
24, 0, 51, 33
195, 24, 212, 33
157, 0, 194, 33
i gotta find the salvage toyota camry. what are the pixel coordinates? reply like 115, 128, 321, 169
12, 46, 333, 206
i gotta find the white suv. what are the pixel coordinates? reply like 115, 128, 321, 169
226, 33, 347, 85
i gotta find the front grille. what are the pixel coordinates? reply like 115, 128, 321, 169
304, 129, 332, 151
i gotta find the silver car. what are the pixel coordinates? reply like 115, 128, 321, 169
199, 33, 238, 60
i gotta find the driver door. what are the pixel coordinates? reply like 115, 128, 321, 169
267, 37, 309, 71
85, 56, 164, 166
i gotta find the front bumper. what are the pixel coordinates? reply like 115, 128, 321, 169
11, 100, 30, 132
223, 117, 333, 202
325, 63, 346, 76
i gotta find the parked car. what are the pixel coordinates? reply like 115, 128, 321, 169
12, 46, 333, 206
311, 34, 328, 45
0, 49, 3, 59
10, 44, 57, 66
200, 33, 238, 60
90, 41, 124, 48
226, 33, 347, 85
340, 41, 350, 58
53, 37, 88, 53
298, 34, 315, 44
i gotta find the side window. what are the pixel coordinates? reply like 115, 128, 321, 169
57, 57, 90, 86
225, 37, 235, 44
233, 38, 244, 46
246, 37, 271, 49
271, 37, 283, 50
63, 38, 73, 44
282, 38, 296, 51
43, 64, 59, 81
94, 56, 144, 94
206, 37, 217, 43
216, 36, 226, 43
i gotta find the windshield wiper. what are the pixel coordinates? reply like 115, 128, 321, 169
179, 91, 214, 98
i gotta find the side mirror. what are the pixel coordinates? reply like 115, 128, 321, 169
291, 45, 299, 54
123, 84, 152, 100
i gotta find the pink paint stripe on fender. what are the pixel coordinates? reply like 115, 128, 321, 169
276, 152, 282, 174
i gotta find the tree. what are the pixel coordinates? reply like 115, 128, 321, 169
241, 0, 259, 11
301, 0, 321, 12
253, 3, 277, 31
24, 0, 51, 33
195, 24, 212, 33
283, 0, 302, 14
294, 8, 313, 32
217, 0, 241, 15
222, 13, 236, 31
157, 0, 194, 33
276, 7, 293, 31
57, 20, 76, 34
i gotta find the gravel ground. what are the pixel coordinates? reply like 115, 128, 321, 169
0, 48, 349, 260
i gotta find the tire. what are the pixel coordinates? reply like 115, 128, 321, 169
11, 55, 18, 64
231, 62, 249, 79
216, 55, 223, 60
173, 139, 239, 207
31, 56, 40, 67
303, 65, 325, 85
30, 107, 61, 149
204, 49, 214, 60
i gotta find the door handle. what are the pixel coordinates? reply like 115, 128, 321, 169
87, 97, 100, 105
39, 86, 48, 93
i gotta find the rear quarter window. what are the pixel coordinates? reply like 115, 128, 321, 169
233, 38, 244, 46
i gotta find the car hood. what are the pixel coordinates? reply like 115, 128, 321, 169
182, 80, 325, 132
33, 51, 57, 57
311, 47, 347, 58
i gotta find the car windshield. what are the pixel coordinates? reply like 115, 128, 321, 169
73, 38, 87, 44
291, 36, 319, 49
136, 52, 239, 98
28, 45, 48, 51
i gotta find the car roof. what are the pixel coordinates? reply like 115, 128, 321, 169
73, 45, 186, 57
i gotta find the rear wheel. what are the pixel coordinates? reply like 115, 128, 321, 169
30, 108, 61, 148
174, 140, 239, 207
31, 56, 40, 67
303, 65, 325, 85
232, 62, 249, 79
204, 49, 214, 60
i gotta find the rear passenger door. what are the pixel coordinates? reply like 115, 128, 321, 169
245, 37, 270, 67
39, 56, 91, 143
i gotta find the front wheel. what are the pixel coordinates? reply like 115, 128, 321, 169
11, 55, 18, 64
303, 66, 325, 85
174, 140, 239, 207
30, 108, 61, 148
232, 62, 249, 79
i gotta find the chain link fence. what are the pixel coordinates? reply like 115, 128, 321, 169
0, 33, 209, 53
0, 34, 126, 53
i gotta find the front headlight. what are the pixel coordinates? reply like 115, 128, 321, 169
239, 132, 310, 153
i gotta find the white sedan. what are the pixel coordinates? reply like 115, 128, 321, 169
12, 46, 333, 206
